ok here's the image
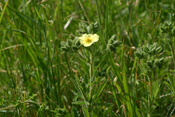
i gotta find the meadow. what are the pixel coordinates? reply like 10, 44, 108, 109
0, 0, 175, 116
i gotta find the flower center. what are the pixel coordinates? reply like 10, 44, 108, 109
85, 38, 93, 44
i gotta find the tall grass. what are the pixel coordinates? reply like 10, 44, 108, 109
0, 0, 175, 116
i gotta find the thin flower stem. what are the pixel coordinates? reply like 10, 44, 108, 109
89, 51, 93, 100
78, 0, 90, 24
0, 100, 39, 110
150, 72, 153, 98
77, 50, 86, 61
170, 43, 175, 69
150, 77, 152, 97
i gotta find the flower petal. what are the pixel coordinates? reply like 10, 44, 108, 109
83, 42, 93, 47
91, 34, 99, 42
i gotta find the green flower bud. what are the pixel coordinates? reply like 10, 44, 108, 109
66, 39, 72, 48
159, 21, 175, 34
155, 58, 164, 68
148, 43, 157, 55
60, 41, 69, 52
107, 35, 121, 52
77, 22, 100, 34
72, 39, 81, 51
135, 49, 145, 59
113, 40, 122, 47
147, 59, 154, 69
78, 22, 88, 34
93, 22, 100, 33
143, 45, 149, 53
87, 23, 94, 34
110, 35, 117, 40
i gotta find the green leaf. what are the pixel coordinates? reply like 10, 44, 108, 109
92, 79, 108, 101
82, 107, 90, 117
72, 101, 90, 106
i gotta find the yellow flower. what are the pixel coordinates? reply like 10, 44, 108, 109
79, 34, 99, 47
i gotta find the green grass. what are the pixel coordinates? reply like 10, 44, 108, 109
0, 0, 175, 116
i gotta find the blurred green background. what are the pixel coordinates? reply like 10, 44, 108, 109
0, 0, 175, 116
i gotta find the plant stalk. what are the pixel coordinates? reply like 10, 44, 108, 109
170, 43, 175, 69
89, 51, 93, 99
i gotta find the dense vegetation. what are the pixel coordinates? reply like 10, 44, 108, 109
0, 0, 175, 116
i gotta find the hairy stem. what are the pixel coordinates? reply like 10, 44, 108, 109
89, 51, 93, 99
